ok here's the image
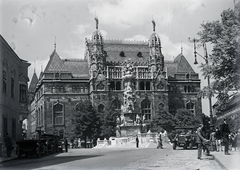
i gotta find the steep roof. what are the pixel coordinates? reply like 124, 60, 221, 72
87, 39, 150, 64
64, 59, 89, 78
44, 50, 68, 73
29, 71, 38, 92
174, 54, 195, 73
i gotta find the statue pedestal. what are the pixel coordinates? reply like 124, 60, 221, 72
117, 125, 142, 137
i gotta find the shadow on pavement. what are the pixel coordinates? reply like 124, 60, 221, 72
1, 154, 103, 169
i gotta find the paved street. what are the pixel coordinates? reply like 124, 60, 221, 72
0, 142, 223, 170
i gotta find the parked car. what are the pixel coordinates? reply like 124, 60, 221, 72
40, 134, 60, 154
172, 126, 198, 150
16, 139, 46, 158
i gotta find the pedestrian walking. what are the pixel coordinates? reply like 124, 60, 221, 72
220, 118, 230, 155
64, 137, 68, 152
196, 124, 210, 159
209, 130, 216, 151
4, 132, 13, 157
215, 127, 222, 152
136, 135, 139, 148
157, 132, 163, 149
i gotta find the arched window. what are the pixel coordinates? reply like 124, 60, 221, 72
186, 73, 189, 80
110, 81, 115, 90
56, 85, 59, 93
53, 103, 64, 125
60, 85, 64, 93
52, 85, 55, 93
112, 100, 121, 111
188, 85, 191, 93
116, 81, 121, 90
186, 101, 195, 114
184, 85, 187, 93
72, 85, 76, 93
139, 81, 144, 90
141, 99, 151, 120
76, 85, 80, 92
98, 104, 105, 113
146, 81, 150, 90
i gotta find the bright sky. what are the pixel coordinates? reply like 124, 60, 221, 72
0, 0, 235, 116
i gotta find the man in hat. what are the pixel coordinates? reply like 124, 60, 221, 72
220, 118, 231, 155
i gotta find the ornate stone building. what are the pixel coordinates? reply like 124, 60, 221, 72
28, 19, 202, 139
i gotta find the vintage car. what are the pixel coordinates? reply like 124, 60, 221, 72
40, 134, 61, 154
16, 139, 46, 158
172, 126, 198, 150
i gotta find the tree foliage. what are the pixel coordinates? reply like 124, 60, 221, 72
197, 2, 240, 108
174, 109, 201, 127
98, 102, 121, 139
73, 100, 101, 147
150, 110, 176, 133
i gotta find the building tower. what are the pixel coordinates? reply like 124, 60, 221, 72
149, 20, 164, 73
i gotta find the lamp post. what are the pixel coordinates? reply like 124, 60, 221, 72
188, 38, 214, 131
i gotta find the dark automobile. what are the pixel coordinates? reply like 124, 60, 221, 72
40, 134, 60, 154
16, 139, 46, 158
171, 126, 198, 150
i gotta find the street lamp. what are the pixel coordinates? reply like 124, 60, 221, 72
188, 37, 214, 131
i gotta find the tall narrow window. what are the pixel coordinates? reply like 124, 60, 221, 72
3, 70, 7, 93
19, 84, 27, 102
53, 103, 64, 125
146, 81, 150, 90
12, 118, 16, 139
141, 99, 151, 120
186, 101, 195, 114
11, 77, 14, 98
116, 81, 121, 90
139, 81, 144, 90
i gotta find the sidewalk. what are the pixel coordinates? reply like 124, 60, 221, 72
0, 147, 17, 163
211, 150, 240, 170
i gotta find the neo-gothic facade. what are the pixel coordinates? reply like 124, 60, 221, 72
27, 20, 202, 139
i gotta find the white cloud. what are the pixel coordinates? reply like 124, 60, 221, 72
124, 35, 148, 41
87, 0, 204, 30
73, 24, 90, 37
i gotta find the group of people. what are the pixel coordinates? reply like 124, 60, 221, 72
135, 132, 163, 149
197, 118, 240, 159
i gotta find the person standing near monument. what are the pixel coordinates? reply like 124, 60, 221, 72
220, 118, 230, 155
136, 135, 139, 148
64, 137, 68, 152
157, 132, 163, 149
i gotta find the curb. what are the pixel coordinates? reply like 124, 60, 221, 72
0, 157, 18, 164
212, 154, 227, 170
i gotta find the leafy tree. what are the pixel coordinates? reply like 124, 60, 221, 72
98, 102, 121, 139
73, 100, 101, 147
197, 2, 240, 108
174, 109, 201, 127
150, 110, 176, 133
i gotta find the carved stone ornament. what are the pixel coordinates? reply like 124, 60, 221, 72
97, 83, 104, 90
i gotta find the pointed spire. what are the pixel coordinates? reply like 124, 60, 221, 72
181, 41, 183, 54
94, 15, 99, 30
54, 37, 56, 51
152, 20, 156, 32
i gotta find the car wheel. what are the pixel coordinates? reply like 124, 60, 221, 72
173, 143, 176, 150
189, 142, 193, 149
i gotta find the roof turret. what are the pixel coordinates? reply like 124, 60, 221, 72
149, 20, 161, 48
